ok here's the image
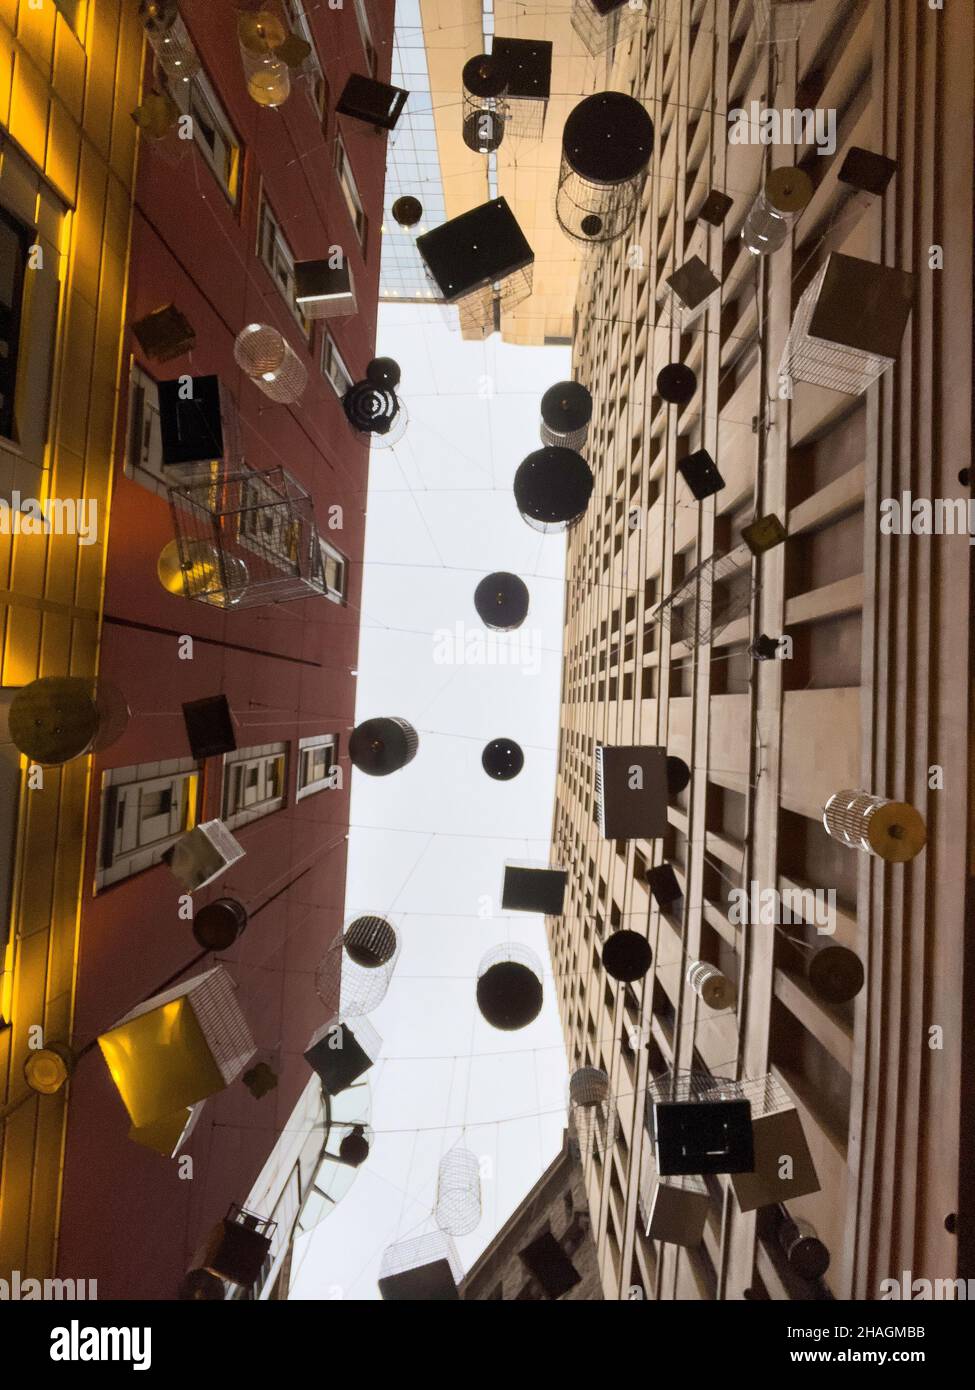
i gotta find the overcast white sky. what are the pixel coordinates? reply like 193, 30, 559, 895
289, 303, 572, 1299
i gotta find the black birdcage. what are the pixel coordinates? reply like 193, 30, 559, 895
166, 467, 333, 609
462, 54, 507, 153
514, 446, 594, 533
349, 717, 418, 776
651, 549, 753, 648
556, 92, 654, 244
571, 0, 649, 56
492, 37, 552, 142
416, 198, 534, 339
482, 738, 524, 780
540, 380, 593, 451
476, 943, 544, 1031
474, 572, 530, 631
343, 357, 407, 447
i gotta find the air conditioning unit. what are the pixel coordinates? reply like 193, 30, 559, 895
595, 745, 668, 839
163, 819, 245, 891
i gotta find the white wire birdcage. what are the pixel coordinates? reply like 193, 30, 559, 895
686, 960, 736, 1010
455, 265, 534, 339
378, 1230, 463, 1300
238, 10, 291, 107
779, 262, 893, 396
823, 790, 926, 863
651, 549, 753, 648
435, 1147, 482, 1236
140, 1, 201, 85
234, 324, 308, 404
167, 467, 332, 608
316, 915, 401, 1018
568, 1067, 617, 1162
753, 0, 813, 46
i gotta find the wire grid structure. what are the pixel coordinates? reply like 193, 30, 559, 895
503, 92, 547, 143
167, 467, 332, 608
645, 1068, 745, 1112
686, 959, 736, 1010
455, 264, 534, 340
316, 916, 402, 1018
753, 0, 814, 45
571, 0, 650, 57
434, 1147, 483, 1237
822, 789, 926, 862
650, 548, 753, 648
234, 323, 308, 404
568, 1066, 617, 1162
636, 1141, 709, 1238
779, 260, 896, 396
378, 1229, 463, 1285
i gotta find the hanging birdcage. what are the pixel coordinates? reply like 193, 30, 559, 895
378, 1231, 463, 1301
435, 1147, 482, 1236
571, 0, 649, 57
476, 943, 544, 1031
687, 959, 736, 1010
638, 1140, 710, 1247
481, 738, 524, 781
823, 790, 926, 863
474, 572, 530, 631
349, 717, 419, 776
753, 0, 814, 45
315, 915, 401, 1017
234, 323, 307, 404
7, 676, 130, 766
140, 0, 201, 84
741, 166, 813, 256
514, 446, 594, 534
343, 357, 408, 447
238, 10, 291, 108
305, 1013, 381, 1096
540, 381, 593, 451
416, 198, 534, 340
492, 37, 552, 142
167, 466, 333, 608
557, 92, 653, 245
645, 1070, 755, 1177
779, 253, 914, 397
726, 1073, 820, 1212
462, 54, 507, 154
568, 1067, 617, 1161
651, 549, 753, 648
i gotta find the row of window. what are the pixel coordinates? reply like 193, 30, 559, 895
96, 734, 340, 891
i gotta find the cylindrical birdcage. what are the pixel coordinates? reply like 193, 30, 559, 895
157, 539, 250, 608
778, 1211, 830, 1281
571, 0, 649, 57
193, 897, 248, 951
514, 446, 594, 533
741, 166, 813, 256
234, 324, 307, 404
462, 55, 507, 154
349, 717, 419, 775
435, 1147, 482, 1236
602, 928, 653, 983
556, 92, 653, 244
474, 572, 530, 631
686, 960, 736, 1010
476, 943, 544, 1031
343, 378, 408, 448
238, 10, 291, 108
807, 944, 865, 1003
823, 789, 926, 863
540, 380, 593, 451
754, 0, 814, 46
140, 0, 201, 84
316, 916, 401, 1018
8, 676, 130, 765
336, 1122, 374, 1168
568, 1066, 616, 1161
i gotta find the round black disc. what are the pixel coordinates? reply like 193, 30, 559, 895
474, 572, 530, 630
338, 1126, 371, 1167
562, 92, 654, 184
580, 214, 604, 237
657, 363, 698, 405
366, 356, 401, 389
392, 195, 423, 227
786, 1235, 831, 1282
476, 961, 543, 1030
808, 946, 864, 1003
482, 738, 524, 780
349, 717, 417, 775
540, 381, 593, 434
463, 54, 507, 98
343, 381, 400, 435
601, 930, 653, 983
514, 446, 594, 526
193, 898, 247, 951
666, 756, 691, 795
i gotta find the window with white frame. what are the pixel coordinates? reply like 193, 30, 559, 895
170, 67, 241, 205
352, 0, 378, 76
297, 734, 339, 801
282, 0, 329, 126
125, 363, 164, 490
257, 189, 310, 334
321, 331, 352, 398
222, 744, 288, 830
334, 136, 367, 250
236, 471, 302, 574
318, 537, 348, 603
97, 759, 200, 891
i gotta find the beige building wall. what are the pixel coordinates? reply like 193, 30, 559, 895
548, 0, 974, 1300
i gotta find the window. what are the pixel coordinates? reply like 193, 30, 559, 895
236, 471, 303, 574
297, 734, 339, 801
222, 744, 288, 829
321, 331, 352, 397
170, 68, 241, 204
258, 189, 310, 333
334, 136, 367, 250
318, 537, 348, 603
352, 0, 378, 75
125, 363, 164, 489
282, 0, 330, 126
0, 207, 33, 442
96, 760, 200, 891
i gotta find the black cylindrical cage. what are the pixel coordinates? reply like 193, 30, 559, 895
556, 91, 654, 245
540, 380, 593, 450
462, 55, 507, 154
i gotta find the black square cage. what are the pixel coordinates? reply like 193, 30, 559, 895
416, 197, 534, 304
493, 37, 552, 141
651, 549, 753, 648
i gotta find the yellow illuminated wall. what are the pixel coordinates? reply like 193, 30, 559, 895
0, 0, 141, 1280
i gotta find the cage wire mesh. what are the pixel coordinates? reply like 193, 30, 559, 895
571, 0, 650, 57
435, 1147, 483, 1236
316, 916, 401, 1018
379, 1230, 463, 1283
753, 0, 813, 45
503, 95, 547, 142
651, 549, 753, 647
167, 467, 332, 608
568, 1066, 617, 1162
455, 265, 534, 339
234, 323, 308, 403
637, 1143, 709, 1233
779, 261, 895, 397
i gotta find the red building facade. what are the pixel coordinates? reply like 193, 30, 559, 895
55, 0, 394, 1299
